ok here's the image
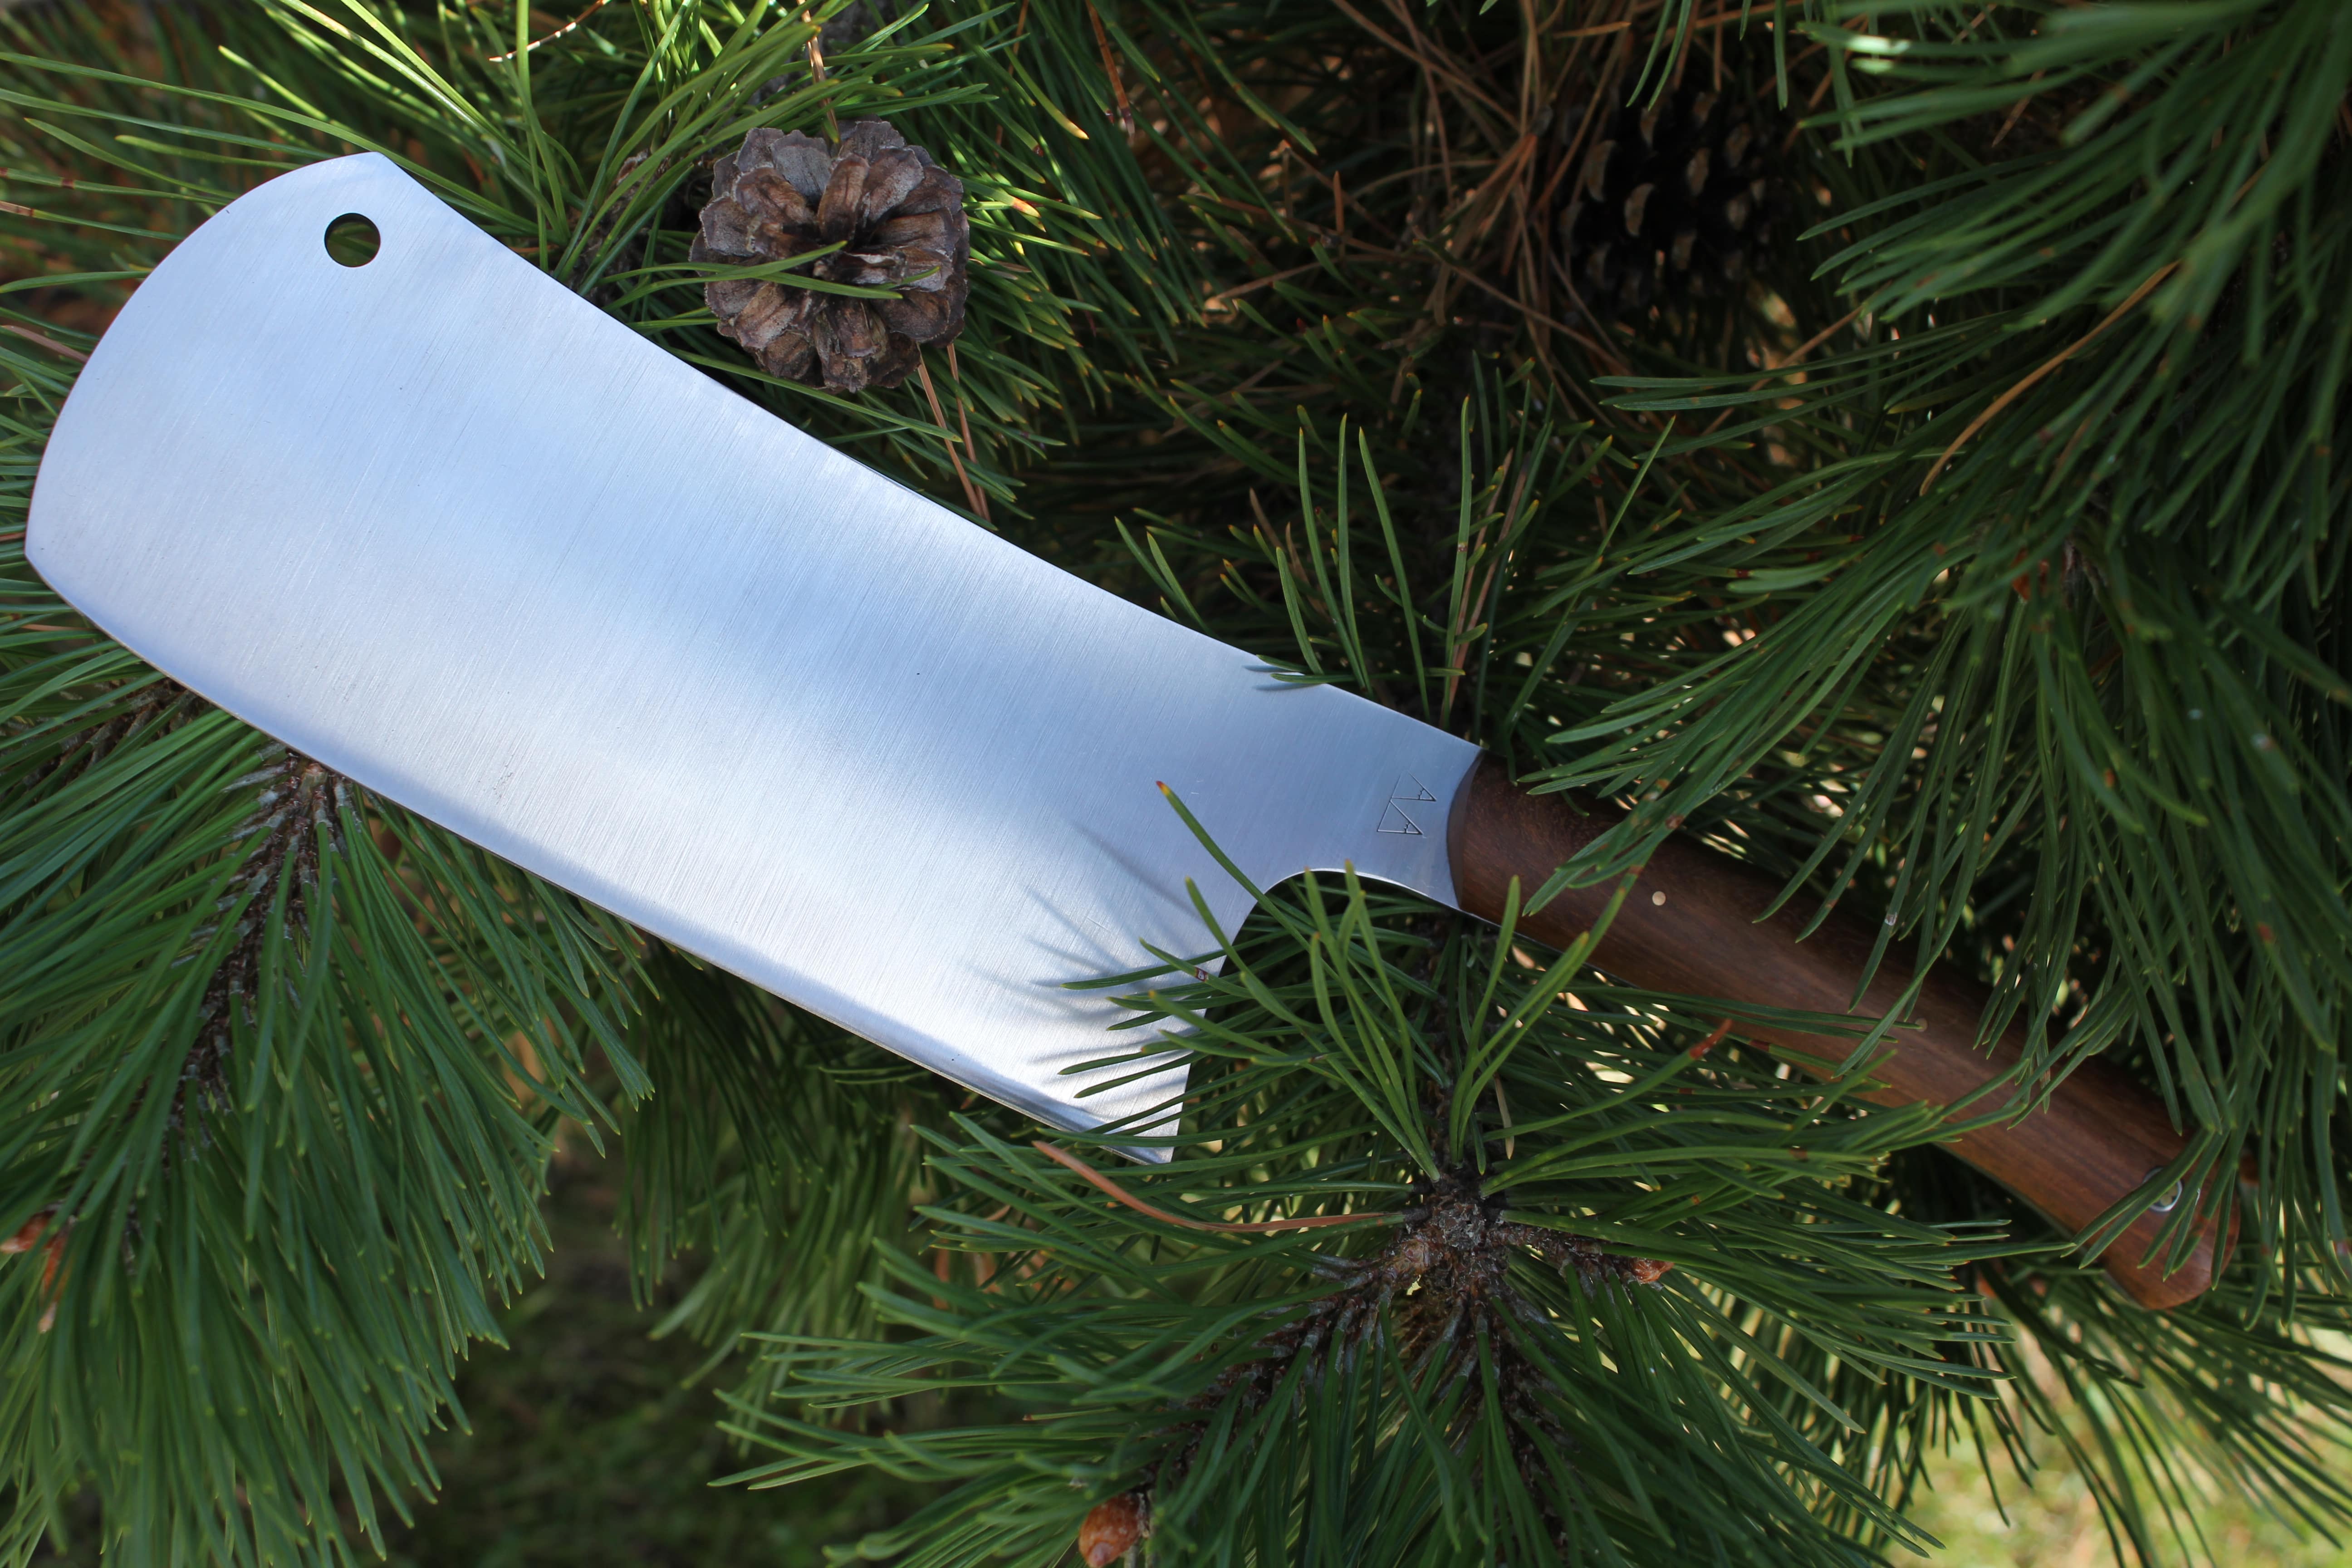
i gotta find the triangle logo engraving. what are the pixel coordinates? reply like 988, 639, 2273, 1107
1377, 774, 1436, 835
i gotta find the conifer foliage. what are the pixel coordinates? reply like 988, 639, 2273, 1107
0, 1, 2349, 1564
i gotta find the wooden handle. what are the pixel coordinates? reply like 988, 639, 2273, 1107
1447, 757, 2232, 1308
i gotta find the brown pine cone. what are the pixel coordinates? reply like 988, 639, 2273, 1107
1556, 83, 1780, 318
1077, 1493, 1147, 1565
694, 119, 969, 393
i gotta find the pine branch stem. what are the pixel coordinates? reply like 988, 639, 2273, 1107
1921, 262, 2180, 495
1032, 1143, 1392, 1234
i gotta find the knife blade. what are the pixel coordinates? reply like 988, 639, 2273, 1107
27, 152, 1480, 1139
26, 153, 2229, 1304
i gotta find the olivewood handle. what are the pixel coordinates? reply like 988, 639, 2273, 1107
1446, 756, 2232, 1308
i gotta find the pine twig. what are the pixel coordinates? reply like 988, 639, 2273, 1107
1700, 304, 1865, 436
1920, 262, 2180, 495
1033, 1143, 1391, 1234
484, 0, 612, 63
1081, 0, 1134, 136
1, 324, 88, 362
914, 349, 987, 520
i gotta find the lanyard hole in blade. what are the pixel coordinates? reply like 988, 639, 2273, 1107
323, 212, 381, 268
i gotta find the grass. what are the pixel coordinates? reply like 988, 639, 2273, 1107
1904, 1438, 2352, 1568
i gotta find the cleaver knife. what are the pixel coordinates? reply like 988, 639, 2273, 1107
26, 154, 2229, 1306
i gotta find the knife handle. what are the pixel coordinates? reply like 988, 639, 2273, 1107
1446, 756, 2233, 1308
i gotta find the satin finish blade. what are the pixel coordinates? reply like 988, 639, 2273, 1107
27, 154, 1480, 1139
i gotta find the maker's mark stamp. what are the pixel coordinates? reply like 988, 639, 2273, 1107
1377, 773, 1437, 836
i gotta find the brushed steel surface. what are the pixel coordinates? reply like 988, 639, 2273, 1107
28, 154, 1480, 1142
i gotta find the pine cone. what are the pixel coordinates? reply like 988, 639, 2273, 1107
1077, 1493, 1147, 1565
1557, 84, 1778, 318
694, 119, 969, 393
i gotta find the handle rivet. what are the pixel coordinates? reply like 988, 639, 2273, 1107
2145, 1169, 2184, 1212
1651, 890, 1666, 906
